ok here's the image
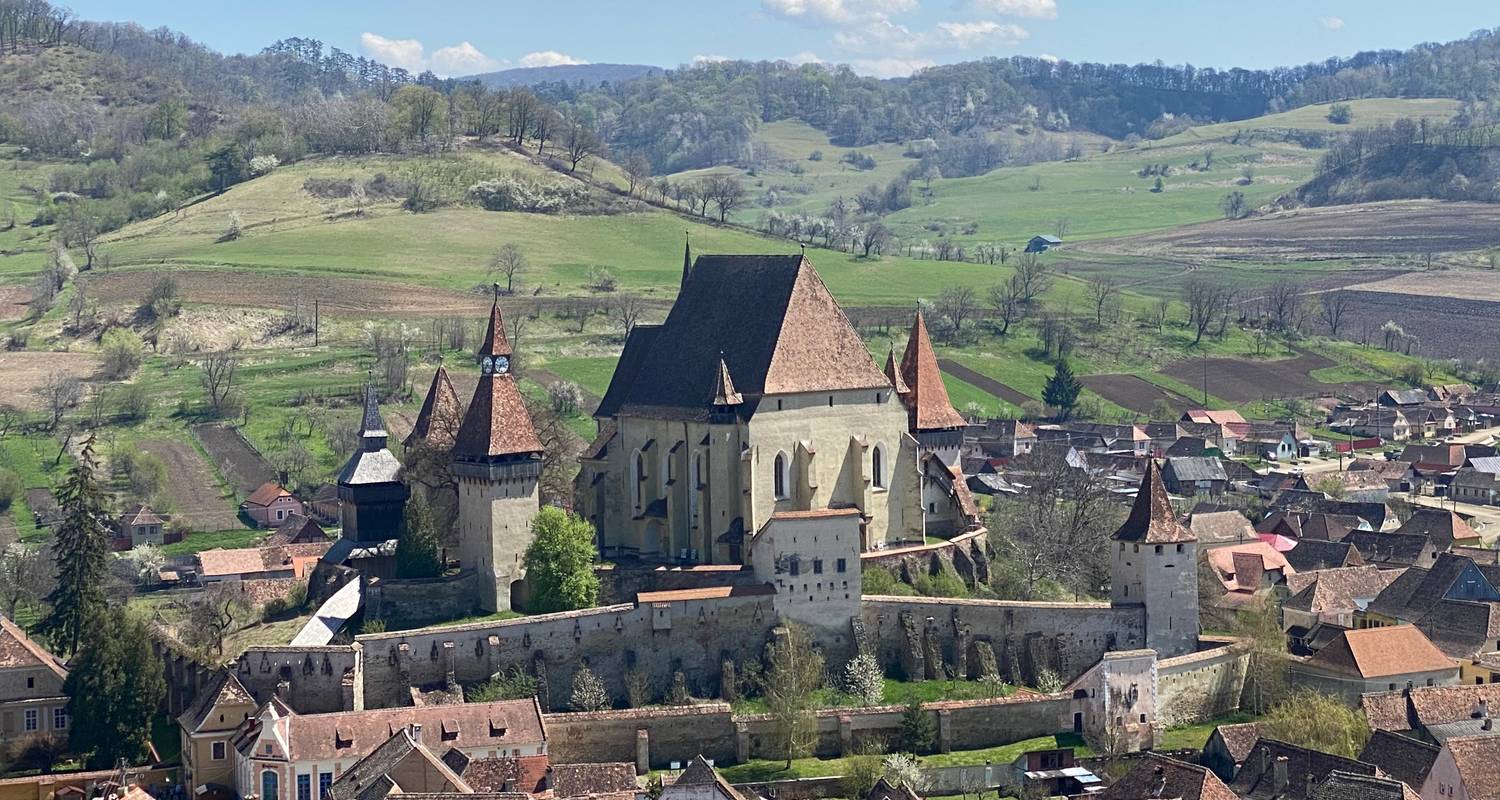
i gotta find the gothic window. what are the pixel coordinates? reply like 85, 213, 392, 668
631, 450, 646, 512
872, 444, 886, 489
774, 452, 790, 499
692, 451, 704, 488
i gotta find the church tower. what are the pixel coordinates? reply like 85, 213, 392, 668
897, 311, 967, 467
336, 384, 408, 545
1110, 461, 1198, 659
452, 296, 545, 612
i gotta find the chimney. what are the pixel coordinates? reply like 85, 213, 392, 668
275, 679, 291, 703
1478, 699, 1489, 719
1484, 718, 1493, 732
1272, 756, 1289, 794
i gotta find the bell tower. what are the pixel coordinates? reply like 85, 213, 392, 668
452, 292, 545, 612
1110, 461, 1199, 659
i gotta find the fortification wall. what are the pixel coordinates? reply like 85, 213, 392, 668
233, 646, 363, 714
594, 564, 757, 606
861, 532, 991, 589
357, 593, 781, 711
363, 570, 483, 628
546, 704, 738, 768
1155, 639, 1249, 727
860, 597, 1145, 686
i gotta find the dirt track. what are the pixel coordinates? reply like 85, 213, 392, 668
936, 359, 1034, 407
1088, 201, 1500, 261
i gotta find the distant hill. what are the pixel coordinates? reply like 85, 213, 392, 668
465, 63, 662, 88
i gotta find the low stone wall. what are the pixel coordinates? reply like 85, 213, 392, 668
363, 570, 482, 628
546, 704, 737, 769
1155, 638, 1249, 727
594, 563, 757, 606
861, 596, 1145, 686
861, 531, 991, 589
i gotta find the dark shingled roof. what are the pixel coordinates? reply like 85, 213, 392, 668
1112, 460, 1196, 544
1165, 456, 1228, 482
1095, 753, 1237, 800
1396, 508, 1482, 549
1211, 722, 1264, 765
1310, 771, 1419, 800
1283, 566, 1388, 615
666, 755, 745, 800
1344, 531, 1434, 569
1230, 739, 1377, 800
865, 777, 924, 800
1415, 598, 1500, 658
176, 669, 254, 732
596, 255, 888, 421
1283, 539, 1364, 573
1440, 735, 1500, 800
1356, 730, 1439, 790
326, 726, 471, 800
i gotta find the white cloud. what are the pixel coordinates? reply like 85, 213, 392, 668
851, 57, 935, 78
360, 32, 503, 76
934, 20, 1028, 48
1319, 15, 1344, 30
518, 50, 588, 68
783, 51, 825, 65
1038, 52, 1060, 62
762, 0, 919, 27
692, 54, 731, 65
971, 0, 1057, 19
360, 32, 426, 73
430, 42, 502, 75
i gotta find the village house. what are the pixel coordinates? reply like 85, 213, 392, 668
1421, 735, 1500, 800
198, 543, 330, 584
1160, 456, 1228, 497
963, 418, 1036, 459
1335, 409, 1411, 443
1290, 625, 1459, 703
111, 504, 173, 550
1201, 721, 1262, 782
1008, 747, 1101, 796
1025, 234, 1061, 252
1396, 509, 1483, 550
264, 514, 330, 548
1188, 510, 1257, 549
1361, 683, 1500, 742
1343, 531, 1439, 571
1092, 752, 1236, 800
1229, 739, 1377, 800
1380, 389, 1430, 408
0, 616, 69, 747
1356, 729, 1439, 793
1451, 456, 1500, 506
1281, 539, 1364, 572
1206, 542, 1296, 609
229, 697, 547, 800
1059, 422, 1151, 456
242, 482, 306, 528
1360, 554, 1500, 629
178, 671, 258, 794
1282, 566, 1391, 634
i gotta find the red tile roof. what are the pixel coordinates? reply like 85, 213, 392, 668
0, 616, 66, 682
1308, 625, 1456, 679
244, 482, 293, 507
1112, 460, 1196, 544
453, 302, 543, 461
899, 311, 965, 431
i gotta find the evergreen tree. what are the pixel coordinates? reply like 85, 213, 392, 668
64, 606, 165, 769
522, 507, 600, 613
898, 700, 936, 753
38, 436, 110, 655
395, 491, 442, 579
1042, 359, 1084, 421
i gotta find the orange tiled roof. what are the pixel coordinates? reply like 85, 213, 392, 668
1112, 460, 1196, 544
1308, 625, 1456, 679
405, 365, 463, 450
244, 482, 292, 507
899, 311, 966, 431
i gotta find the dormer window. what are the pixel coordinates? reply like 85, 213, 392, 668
441, 719, 460, 741
489, 721, 507, 737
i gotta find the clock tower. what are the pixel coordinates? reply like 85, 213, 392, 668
452, 294, 545, 612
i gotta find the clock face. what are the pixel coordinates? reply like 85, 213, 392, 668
481, 356, 493, 375
494, 356, 510, 374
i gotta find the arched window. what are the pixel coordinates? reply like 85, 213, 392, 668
631, 450, 645, 512
692, 451, 704, 487
773, 452, 789, 500
872, 444, 885, 489
690, 451, 704, 520
262, 771, 280, 800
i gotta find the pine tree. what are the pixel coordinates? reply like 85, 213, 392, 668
395, 491, 442, 579
898, 700, 936, 753
39, 436, 110, 655
1042, 359, 1084, 421
64, 606, 165, 769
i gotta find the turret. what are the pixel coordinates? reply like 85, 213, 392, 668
898, 311, 966, 465
336, 384, 409, 545
1110, 461, 1198, 658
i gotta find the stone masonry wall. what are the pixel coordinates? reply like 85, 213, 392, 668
233, 645, 363, 714
860, 531, 992, 590
363, 570, 484, 628
1155, 639, 1250, 727
861, 597, 1146, 686
546, 705, 738, 768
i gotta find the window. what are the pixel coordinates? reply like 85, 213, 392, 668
692, 452, 704, 487
631, 450, 646, 512
836, 558, 847, 573
297, 775, 311, 800
1154, 545, 1163, 554
24, 709, 37, 731
774, 452, 789, 499
1176, 544, 1184, 553
789, 558, 800, 577
52, 707, 66, 730
319, 773, 333, 799
813, 559, 823, 574
26, 677, 33, 689
212, 741, 226, 761
262, 771, 280, 800
872, 445, 885, 489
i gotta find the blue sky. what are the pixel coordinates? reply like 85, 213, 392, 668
67, 1, 1498, 78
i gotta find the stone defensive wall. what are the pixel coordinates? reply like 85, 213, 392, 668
1154, 637, 1249, 727
860, 531, 991, 588
860, 596, 1146, 686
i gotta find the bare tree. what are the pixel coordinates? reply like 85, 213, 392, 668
1182, 277, 1224, 346
622, 153, 652, 196
706, 175, 746, 222
200, 354, 239, 415
1053, 217, 1071, 239
0, 544, 51, 619
987, 276, 1025, 335
506, 88, 539, 144
859, 222, 890, 257
1264, 279, 1304, 333
612, 295, 645, 339
0, 404, 20, 440
36, 373, 82, 431
935, 286, 977, 338
562, 120, 602, 172
1013, 252, 1051, 304
1150, 296, 1171, 331
559, 299, 597, 333
1318, 291, 1350, 337
488, 243, 528, 295
1086, 278, 1118, 326
176, 583, 249, 660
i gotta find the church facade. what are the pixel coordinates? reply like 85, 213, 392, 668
575, 253, 978, 566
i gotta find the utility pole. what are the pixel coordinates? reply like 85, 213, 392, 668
314, 300, 320, 347
1202, 357, 1208, 405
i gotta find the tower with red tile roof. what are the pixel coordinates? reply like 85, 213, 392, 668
898, 310, 967, 466
452, 296, 544, 612
1111, 461, 1199, 658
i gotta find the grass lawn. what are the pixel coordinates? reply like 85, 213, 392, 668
162, 528, 263, 556
716, 733, 1091, 783
732, 678, 1015, 715
1157, 712, 1257, 751
151, 713, 182, 763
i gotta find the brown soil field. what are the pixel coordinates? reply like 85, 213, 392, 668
1090, 201, 1500, 261
1081, 374, 1198, 414
936, 359, 1034, 407
1159, 351, 1358, 403
1346, 269, 1500, 302
0, 285, 28, 322
137, 437, 242, 531
24, 488, 57, 527
191, 423, 275, 497
1330, 290, 1500, 364
0, 352, 103, 411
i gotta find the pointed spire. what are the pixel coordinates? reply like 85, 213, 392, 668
884, 344, 910, 395
404, 365, 463, 449
1112, 460, 1195, 543
477, 294, 513, 359
898, 311, 965, 431
357, 382, 388, 451
681, 231, 692, 289
711, 353, 743, 407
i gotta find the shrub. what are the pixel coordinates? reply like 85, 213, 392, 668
571, 665, 611, 711
548, 381, 584, 416
0, 469, 19, 511
1326, 102, 1353, 125
218, 211, 243, 242
1034, 668, 1063, 694
119, 450, 168, 503
468, 665, 539, 702
467, 173, 588, 213
586, 267, 617, 293
247, 155, 281, 176
844, 652, 884, 706
100, 327, 144, 378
